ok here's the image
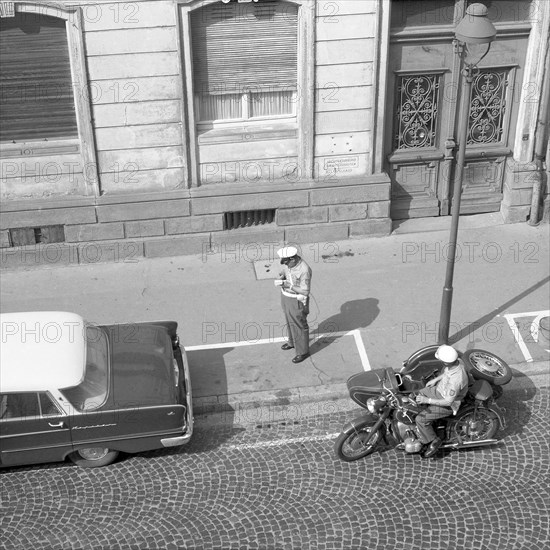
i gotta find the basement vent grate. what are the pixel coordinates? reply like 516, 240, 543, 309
223, 209, 276, 230
9, 225, 65, 247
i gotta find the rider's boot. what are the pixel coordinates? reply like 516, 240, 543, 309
422, 437, 442, 459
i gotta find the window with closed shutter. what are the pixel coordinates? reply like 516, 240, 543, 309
191, 0, 298, 124
0, 11, 77, 143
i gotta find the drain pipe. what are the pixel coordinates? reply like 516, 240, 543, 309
528, 46, 550, 226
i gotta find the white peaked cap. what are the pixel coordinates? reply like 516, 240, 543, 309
277, 246, 298, 259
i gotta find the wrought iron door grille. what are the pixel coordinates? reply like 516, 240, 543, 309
467, 69, 508, 145
223, 209, 276, 230
394, 73, 441, 150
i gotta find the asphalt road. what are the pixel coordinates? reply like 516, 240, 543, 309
1, 378, 548, 550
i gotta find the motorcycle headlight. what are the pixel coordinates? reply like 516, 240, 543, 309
366, 398, 377, 413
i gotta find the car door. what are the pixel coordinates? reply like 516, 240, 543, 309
0, 392, 72, 467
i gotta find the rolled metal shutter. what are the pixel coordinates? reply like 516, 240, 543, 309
0, 12, 77, 142
191, 1, 298, 93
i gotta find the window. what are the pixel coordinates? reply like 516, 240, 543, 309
61, 326, 109, 411
191, 1, 298, 126
0, 393, 39, 419
0, 11, 77, 143
181, 0, 314, 185
391, 0, 534, 29
391, 0, 456, 28
39, 393, 63, 416
467, 68, 510, 145
393, 72, 442, 150
0, 4, 99, 196
0, 392, 63, 419
465, 0, 535, 23
392, 66, 514, 152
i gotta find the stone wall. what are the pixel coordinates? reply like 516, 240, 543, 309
0, 175, 391, 269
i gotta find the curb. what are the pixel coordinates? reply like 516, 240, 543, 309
0, 213, 520, 273
193, 383, 349, 416
192, 360, 550, 416
510, 360, 549, 373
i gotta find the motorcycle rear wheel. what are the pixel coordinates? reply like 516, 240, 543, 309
447, 407, 499, 442
334, 427, 382, 462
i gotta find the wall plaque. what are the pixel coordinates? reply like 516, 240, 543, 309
323, 156, 359, 174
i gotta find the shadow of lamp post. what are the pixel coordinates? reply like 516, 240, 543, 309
438, 3, 497, 344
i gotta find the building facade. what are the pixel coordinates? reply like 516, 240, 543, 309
0, 0, 548, 268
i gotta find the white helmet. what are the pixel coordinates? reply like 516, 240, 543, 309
435, 344, 458, 364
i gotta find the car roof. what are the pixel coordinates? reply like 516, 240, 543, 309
0, 311, 87, 393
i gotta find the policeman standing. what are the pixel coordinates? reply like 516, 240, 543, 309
275, 246, 312, 363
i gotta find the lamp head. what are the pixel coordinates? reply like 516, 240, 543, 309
455, 3, 497, 45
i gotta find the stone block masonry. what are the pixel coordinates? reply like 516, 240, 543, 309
125, 220, 165, 238
1, 178, 395, 269
65, 222, 124, 242
277, 207, 328, 225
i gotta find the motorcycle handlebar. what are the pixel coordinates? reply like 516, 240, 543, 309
385, 388, 418, 410
385, 388, 403, 408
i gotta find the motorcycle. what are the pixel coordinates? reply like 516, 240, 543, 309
335, 348, 511, 461
400, 345, 513, 392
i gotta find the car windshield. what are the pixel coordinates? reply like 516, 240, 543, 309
61, 326, 109, 412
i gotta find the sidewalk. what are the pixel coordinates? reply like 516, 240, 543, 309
1, 214, 549, 416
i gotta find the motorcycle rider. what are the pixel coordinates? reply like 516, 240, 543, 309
415, 345, 469, 458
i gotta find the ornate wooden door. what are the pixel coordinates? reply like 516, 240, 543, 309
387, 0, 530, 219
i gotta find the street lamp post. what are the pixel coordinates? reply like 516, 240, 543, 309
438, 3, 497, 344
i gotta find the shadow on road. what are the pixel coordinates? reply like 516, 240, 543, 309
311, 297, 380, 356
144, 346, 243, 457
498, 368, 538, 438
449, 275, 550, 345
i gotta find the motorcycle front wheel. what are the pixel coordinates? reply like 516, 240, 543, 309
334, 427, 382, 462
447, 407, 499, 442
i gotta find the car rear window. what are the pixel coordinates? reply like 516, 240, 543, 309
61, 326, 109, 411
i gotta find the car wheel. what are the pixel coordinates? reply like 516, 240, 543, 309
70, 447, 119, 468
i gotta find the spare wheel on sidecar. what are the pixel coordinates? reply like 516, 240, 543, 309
463, 349, 512, 385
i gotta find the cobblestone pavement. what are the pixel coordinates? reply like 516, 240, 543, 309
1, 386, 549, 550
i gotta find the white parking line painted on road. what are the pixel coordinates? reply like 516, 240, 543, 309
225, 432, 340, 451
187, 329, 372, 371
186, 336, 286, 351
504, 310, 550, 362
352, 329, 371, 371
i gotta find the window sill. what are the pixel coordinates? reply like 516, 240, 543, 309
0, 139, 80, 158
197, 121, 297, 145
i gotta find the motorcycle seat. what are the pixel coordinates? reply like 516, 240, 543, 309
468, 379, 493, 401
